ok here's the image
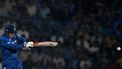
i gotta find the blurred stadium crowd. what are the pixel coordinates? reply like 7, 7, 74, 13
0, 0, 122, 69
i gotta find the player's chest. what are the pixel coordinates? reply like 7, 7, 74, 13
6, 38, 17, 44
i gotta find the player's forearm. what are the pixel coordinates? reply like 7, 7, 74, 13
16, 34, 26, 42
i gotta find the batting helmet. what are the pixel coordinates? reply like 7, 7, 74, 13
4, 24, 16, 34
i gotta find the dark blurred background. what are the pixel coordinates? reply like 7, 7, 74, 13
0, 0, 122, 69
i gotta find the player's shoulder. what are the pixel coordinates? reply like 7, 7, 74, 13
0, 34, 8, 41
16, 34, 26, 40
16, 34, 22, 37
16, 34, 24, 38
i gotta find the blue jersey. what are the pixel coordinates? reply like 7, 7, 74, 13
0, 34, 26, 65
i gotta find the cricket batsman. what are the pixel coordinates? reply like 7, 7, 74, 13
0, 24, 58, 69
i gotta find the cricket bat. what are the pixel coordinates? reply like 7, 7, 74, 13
31, 42, 58, 47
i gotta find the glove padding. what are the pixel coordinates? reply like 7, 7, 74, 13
25, 41, 34, 49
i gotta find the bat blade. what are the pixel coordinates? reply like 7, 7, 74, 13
33, 42, 43, 47
33, 42, 58, 47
